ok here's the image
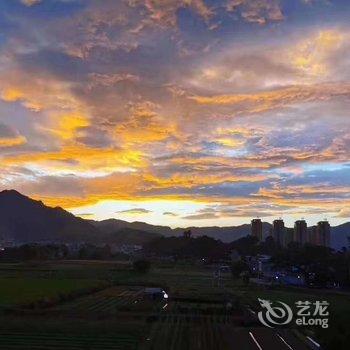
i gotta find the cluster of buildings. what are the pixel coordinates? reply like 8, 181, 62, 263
251, 218, 330, 247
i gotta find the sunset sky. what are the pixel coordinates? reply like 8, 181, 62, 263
0, 0, 349, 228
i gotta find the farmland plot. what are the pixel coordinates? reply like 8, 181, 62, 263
0, 331, 138, 350
0, 278, 106, 308
56, 286, 149, 314
142, 301, 242, 350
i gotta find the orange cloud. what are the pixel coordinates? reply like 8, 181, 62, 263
115, 104, 179, 145
51, 114, 90, 141
166, 155, 276, 170
226, 0, 284, 24
256, 185, 350, 199
0, 135, 27, 148
20, 0, 41, 6
290, 30, 344, 78
336, 208, 350, 218
143, 172, 269, 189
132, 0, 214, 28
2, 145, 147, 174
189, 83, 350, 114
1, 88, 24, 102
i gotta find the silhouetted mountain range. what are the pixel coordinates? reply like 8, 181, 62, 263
331, 223, 350, 250
90, 218, 174, 237
0, 190, 158, 245
0, 190, 98, 243
91, 219, 272, 242
0, 190, 349, 249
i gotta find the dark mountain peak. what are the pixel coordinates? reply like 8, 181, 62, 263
99, 218, 125, 224
54, 206, 71, 214
131, 221, 172, 230
0, 189, 47, 210
0, 189, 99, 243
0, 189, 27, 198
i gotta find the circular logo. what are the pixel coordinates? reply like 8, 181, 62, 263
257, 298, 293, 328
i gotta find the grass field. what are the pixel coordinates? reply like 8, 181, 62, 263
0, 332, 138, 350
0, 278, 107, 307
0, 316, 143, 350
56, 286, 152, 314
1, 260, 350, 349
0, 261, 125, 280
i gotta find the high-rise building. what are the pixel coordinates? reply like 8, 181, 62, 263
309, 222, 330, 247
273, 219, 285, 246
284, 228, 294, 247
251, 219, 262, 241
294, 220, 307, 245
309, 225, 318, 245
317, 220, 331, 247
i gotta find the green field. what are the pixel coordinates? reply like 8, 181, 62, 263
0, 332, 138, 350
55, 286, 154, 314
0, 317, 143, 350
0, 277, 107, 307
1, 260, 350, 349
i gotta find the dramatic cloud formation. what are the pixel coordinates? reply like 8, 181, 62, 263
0, 0, 349, 227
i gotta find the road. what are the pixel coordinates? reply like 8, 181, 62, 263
240, 328, 310, 350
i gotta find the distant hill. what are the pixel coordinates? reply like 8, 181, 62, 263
0, 190, 161, 246
91, 219, 174, 237
331, 223, 350, 250
0, 190, 99, 243
90, 217, 350, 249
92, 219, 272, 243
103, 228, 161, 245
171, 223, 272, 242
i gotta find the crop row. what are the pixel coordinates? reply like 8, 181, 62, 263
145, 316, 227, 350
58, 287, 144, 313
163, 301, 237, 315
0, 332, 138, 350
154, 313, 235, 324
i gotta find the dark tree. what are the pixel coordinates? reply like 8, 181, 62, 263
229, 235, 258, 256
183, 229, 192, 238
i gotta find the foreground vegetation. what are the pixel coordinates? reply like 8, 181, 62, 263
0, 259, 349, 349
0, 278, 106, 308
